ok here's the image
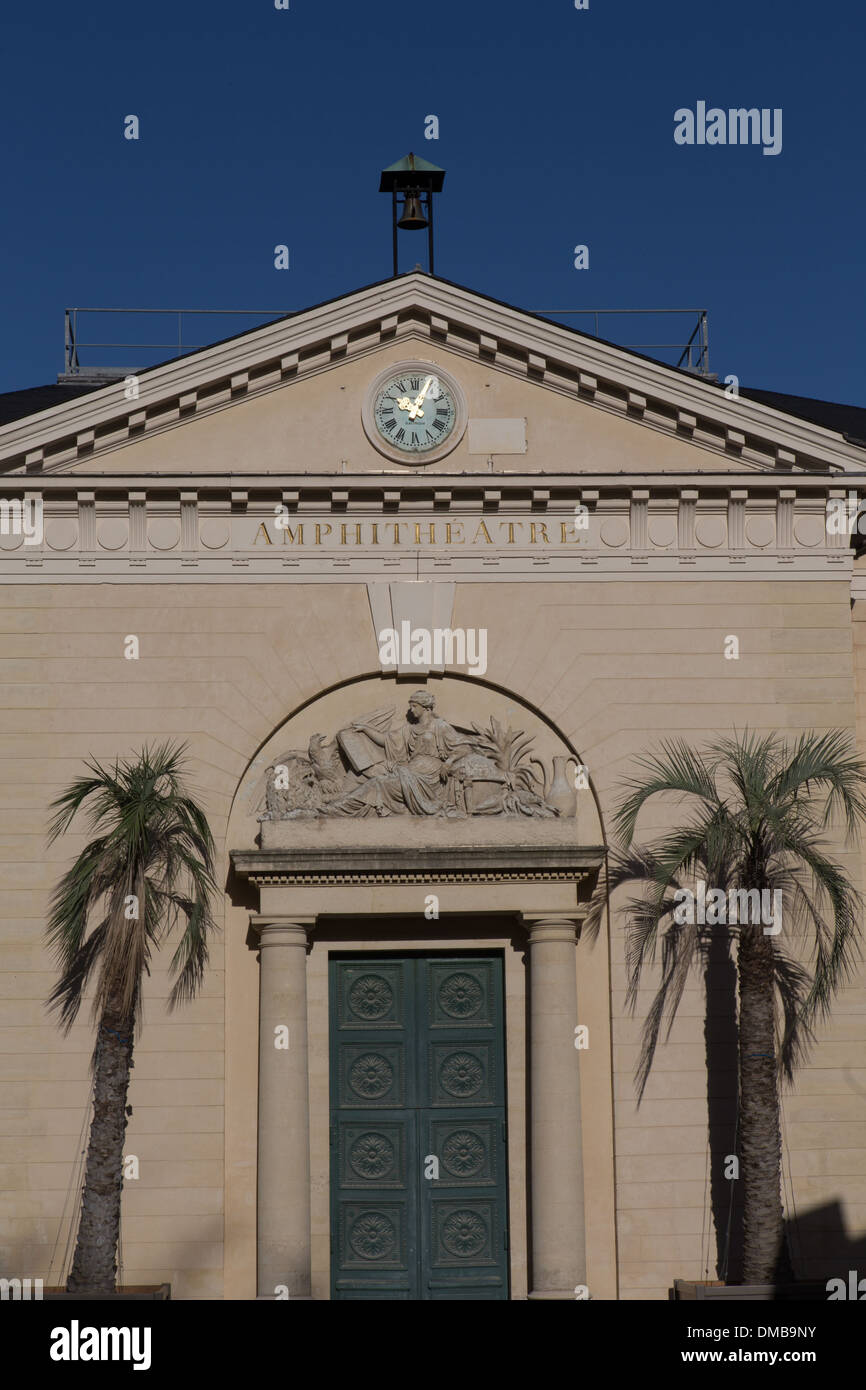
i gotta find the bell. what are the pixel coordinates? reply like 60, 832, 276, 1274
397, 193, 428, 230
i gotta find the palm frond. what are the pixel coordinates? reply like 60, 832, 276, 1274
45, 741, 219, 1047
771, 948, 816, 1083
767, 730, 866, 842
613, 738, 720, 847
603, 727, 866, 1101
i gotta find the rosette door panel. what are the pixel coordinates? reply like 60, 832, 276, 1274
330, 954, 509, 1300
331, 958, 418, 1298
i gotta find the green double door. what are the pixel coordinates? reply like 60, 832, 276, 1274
330, 953, 509, 1300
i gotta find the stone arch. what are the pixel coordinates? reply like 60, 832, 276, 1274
224, 669, 606, 853
221, 670, 613, 1301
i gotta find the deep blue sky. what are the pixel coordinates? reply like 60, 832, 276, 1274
1, 0, 863, 403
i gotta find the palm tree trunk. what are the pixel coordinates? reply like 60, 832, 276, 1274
66, 1009, 133, 1293
736, 924, 784, 1283
704, 929, 743, 1279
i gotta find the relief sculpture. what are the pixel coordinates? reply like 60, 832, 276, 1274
258, 691, 569, 820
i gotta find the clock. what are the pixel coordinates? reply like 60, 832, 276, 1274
362, 360, 467, 464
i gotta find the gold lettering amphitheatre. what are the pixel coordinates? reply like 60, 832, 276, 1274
253, 517, 584, 547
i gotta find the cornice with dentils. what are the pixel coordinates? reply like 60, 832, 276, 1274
0, 274, 862, 475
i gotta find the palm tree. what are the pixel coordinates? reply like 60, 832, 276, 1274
45, 742, 217, 1294
585, 730, 866, 1285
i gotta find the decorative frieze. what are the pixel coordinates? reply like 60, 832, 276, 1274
678, 489, 698, 551
728, 488, 747, 550
777, 487, 796, 550
180, 491, 198, 553
0, 478, 850, 582
76, 491, 96, 552
256, 691, 566, 822
241, 868, 586, 885
231, 846, 602, 887
128, 492, 146, 553
630, 490, 649, 550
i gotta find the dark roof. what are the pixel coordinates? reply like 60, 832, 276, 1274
0, 382, 105, 427
738, 387, 866, 446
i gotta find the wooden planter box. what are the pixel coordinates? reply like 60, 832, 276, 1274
43, 1284, 171, 1301
672, 1279, 827, 1301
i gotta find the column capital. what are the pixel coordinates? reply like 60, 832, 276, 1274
250, 915, 315, 948
524, 913, 583, 945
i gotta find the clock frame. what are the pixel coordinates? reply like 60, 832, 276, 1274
361, 359, 467, 465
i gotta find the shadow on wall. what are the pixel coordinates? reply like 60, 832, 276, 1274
782, 1201, 866, 1291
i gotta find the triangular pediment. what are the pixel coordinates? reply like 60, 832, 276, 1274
0, 273, 861, 478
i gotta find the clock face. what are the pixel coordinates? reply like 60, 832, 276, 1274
362, 360, 467, 464
370, 368, 460, 457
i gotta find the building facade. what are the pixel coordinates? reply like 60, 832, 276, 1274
2, 272, 866, 1299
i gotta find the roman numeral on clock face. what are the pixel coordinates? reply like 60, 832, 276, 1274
372, 370, 458, 453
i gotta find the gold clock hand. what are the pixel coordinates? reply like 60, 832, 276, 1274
406, 377, 434, 421
396, 394, 425, 422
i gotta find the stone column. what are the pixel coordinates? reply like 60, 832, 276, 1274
526, 914, 586, 1299
252, 915, 314, 1298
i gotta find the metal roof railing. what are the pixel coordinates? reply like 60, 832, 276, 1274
59, 305, 711, 382
61, 307, 291, 380
532, 308, 711, 377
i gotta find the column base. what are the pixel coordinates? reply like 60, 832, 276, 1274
528, 1289, 584, 1300
254, 1294, 316, 1301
